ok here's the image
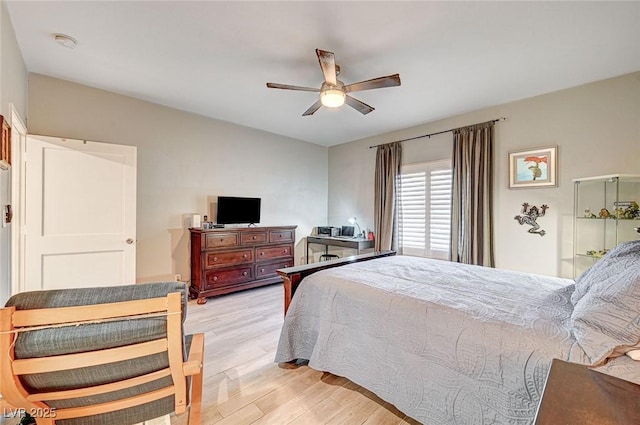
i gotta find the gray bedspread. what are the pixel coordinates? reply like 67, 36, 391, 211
275, 255, 640, 425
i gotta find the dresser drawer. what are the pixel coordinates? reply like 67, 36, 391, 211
241, 231, 268, 245
256, 259, 293, 279
269, 229, 294, 243
204, 266, 254, 289
205, 232, 240, 249
256, 244, 292, 261
204, 249, 253, 268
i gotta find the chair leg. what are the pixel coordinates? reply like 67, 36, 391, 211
188, 369, 203, 425
185, 333, 204, 425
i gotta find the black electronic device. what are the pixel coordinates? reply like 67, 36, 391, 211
318, 226, 340, 236
341, 226, 355, 237
317, 226, 332, 235
216, 196, 261, 225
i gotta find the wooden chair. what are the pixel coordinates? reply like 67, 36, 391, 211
0, 282, 204, 425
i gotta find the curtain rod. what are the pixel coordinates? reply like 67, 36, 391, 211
368, 117, 506, 149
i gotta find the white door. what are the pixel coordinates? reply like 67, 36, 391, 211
24, 135, 136, 291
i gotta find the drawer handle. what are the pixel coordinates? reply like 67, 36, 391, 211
279, 234, 282, 238
213, 257, 218, 262
260, 268, 264, 273
243, 253, 248, 258
283, 249, 288, 254
284, 264, 289, 268
220, 238, 224, 242
259, 252, 264, 256
252, 235, 257, 240
242, 271, 248, 276
213, 276, 218, 281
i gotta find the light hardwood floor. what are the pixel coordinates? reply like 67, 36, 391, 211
173, 284, 421, 425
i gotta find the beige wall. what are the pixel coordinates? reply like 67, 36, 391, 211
28, 74, 328, 283
15, 64, 640, 283
0, 0, 27, 304
1, 1, 27, 117
328, 72, 640, 278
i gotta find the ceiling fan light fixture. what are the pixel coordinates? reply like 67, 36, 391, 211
266, 49, 400, 116
320, 88, 345, 108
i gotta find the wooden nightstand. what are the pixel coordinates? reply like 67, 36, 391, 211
534, 358, 640, 424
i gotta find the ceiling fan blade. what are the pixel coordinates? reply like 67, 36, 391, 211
344, 74, 401, 93
302, 99, 323, 116
316, 49, 337, 86
267, 83, 320, 92
345, 95, 375, 115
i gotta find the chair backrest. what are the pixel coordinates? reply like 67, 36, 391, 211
0, 282, 200, 425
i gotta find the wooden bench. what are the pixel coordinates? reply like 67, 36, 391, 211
277, 250, 396, 315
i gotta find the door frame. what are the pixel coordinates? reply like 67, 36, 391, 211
10, 123, 138, 294
9, 104, 26, 296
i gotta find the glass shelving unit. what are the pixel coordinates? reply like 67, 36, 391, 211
573, 174, 640, 277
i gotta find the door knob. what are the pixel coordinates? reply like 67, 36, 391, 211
126, 238, 134, 244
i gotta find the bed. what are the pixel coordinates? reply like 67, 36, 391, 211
275, 240, 640, 424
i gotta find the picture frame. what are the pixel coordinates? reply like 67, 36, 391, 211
508, 146, 557, 189
0, 115, 10, 170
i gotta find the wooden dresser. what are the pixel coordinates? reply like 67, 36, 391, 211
189, 226, 296, 304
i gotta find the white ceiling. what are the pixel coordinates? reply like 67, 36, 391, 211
6, 1, 640, 147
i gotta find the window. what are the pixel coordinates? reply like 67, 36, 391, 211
398, 160, 452, 259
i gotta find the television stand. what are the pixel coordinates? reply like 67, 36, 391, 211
189, 225, 297, 303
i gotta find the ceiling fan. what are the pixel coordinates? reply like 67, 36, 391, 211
266, 49, 401, 116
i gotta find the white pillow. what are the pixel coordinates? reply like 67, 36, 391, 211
570, 240, 640, 365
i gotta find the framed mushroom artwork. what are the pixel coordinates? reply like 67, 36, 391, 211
508, 146, 557, 189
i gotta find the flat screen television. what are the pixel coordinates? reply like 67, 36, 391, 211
216, 196, 261, 225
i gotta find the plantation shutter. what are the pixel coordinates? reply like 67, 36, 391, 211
429, 167, 452, 255
399, 160, 452, 259
399, 166, 426, 253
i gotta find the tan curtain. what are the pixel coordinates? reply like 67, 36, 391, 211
374, 142, 402, 251
450, 121, 495, 266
